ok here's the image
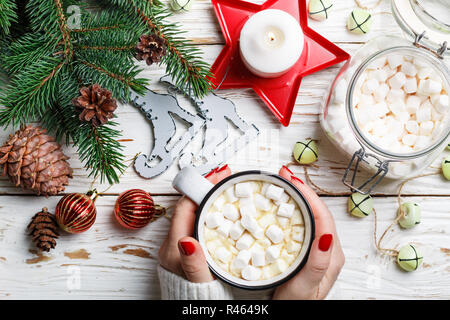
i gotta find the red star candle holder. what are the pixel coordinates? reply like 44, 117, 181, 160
208, 0, 350, 126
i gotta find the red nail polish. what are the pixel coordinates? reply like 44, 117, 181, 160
318, 234, 333, 252
205, 167, 218, 178
217, 164, 229, 173
291, 175, 304, 184
179, 241, 196, 256
282, 165, 293, 175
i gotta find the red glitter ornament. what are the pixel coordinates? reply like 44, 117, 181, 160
55, 190, 98, 234
114, 189, 166, 229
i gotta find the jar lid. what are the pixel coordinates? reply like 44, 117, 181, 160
392, 0, 449, 57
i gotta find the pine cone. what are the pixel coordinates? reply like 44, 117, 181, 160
72, 84, 118, 127
136, 33, 167, 66
0, 126, 73, 196
27, 207, 59, 252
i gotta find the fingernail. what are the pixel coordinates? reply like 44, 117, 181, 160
205, 167, 218, 178
318, 234, 333, 252
179, 241, 196, 256
282, 165, 293, 175
217, 164, 229, 173
291, 175, 304, 184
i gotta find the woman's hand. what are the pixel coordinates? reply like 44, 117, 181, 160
158, 165, 232, 283
273, 166, 345, 300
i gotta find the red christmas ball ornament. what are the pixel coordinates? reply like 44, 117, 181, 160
114, 189, 165, 229
55, 190, 98, 234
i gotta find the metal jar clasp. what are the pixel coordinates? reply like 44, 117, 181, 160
342, 148, 389, 195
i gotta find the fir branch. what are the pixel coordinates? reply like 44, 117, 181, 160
0, 0, 17, 37
100, 0, 212, 98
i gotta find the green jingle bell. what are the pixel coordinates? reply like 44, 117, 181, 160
398, 202, 421, 229
348, 192, 373, 218
293, 140, 319, 165
170, 0, 195, 13
308, 0, 333, 21
397, 244, 423, 272
347, 9, 372, 35
442, 157, 450, 180
446, 143, 450, 151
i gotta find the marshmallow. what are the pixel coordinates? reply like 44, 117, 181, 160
254, 193, 271, 211
274, 191, 290, 206
224, 187, 238, 203
266, 225, 284, 244
389, 99, 406, 115
419, 121, 434, 136
434, 94, 448, 114
222, 203, 240, 221
239, 203, 257, 218
273, 259, 288, 274
406, 95, 421, 114
414, 58, 429, 68
374, 83, 389, 102
235, 182, 254, 198
241, 265, 261, 281
281, 249, 295, 265
213, 196, 226, 211
401, 62, 417, 77
277, 216, 290, 229
396, 111, 410, 124
241, 214, 259, 233
402, 134, 418, 146
205, 211, 224, 229
266, 245, 281, 262
257, 238, 272, 248
422, 79, 442, 95
387, 89, 405, 102
362, 78, 379, 94
286, 241, 302, 254
277, 203, 295, 219
215, 246, 232, 263
370, 56, 387, 69
233, 249, 251, 269
387, 54, 403, 69
265, 185, 285, 201
415, 135, 431, 150
405, 120, 419, 134
383, 65, 397, 78
404, 77, 418, 94
217, 219, 234, 238
251, 250, 266, 267
418, 67, 433, 79
261, 183, 270, 196
388, 72, 406, 89
230, 220, 245, 240
292, 226, 304, 242
251, 227, 265, 240
258, 213, 276, 229
236, 233, 255, 251
372, 69, 388, 82
417, 101, 432, 122
373, 102, 389, 118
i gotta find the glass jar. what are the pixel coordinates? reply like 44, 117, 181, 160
321, 0, 450, 194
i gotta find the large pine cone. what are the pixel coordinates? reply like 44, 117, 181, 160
27, 207, 59, 252
0, 126, 73, 196
72, 84, 118, 127
136, 33, 167, 66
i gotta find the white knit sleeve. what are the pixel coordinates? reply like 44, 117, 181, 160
157, 265, 234, 300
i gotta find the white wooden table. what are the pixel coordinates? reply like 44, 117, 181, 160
0, 0, 449, 300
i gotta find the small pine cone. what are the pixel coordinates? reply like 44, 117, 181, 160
0, 126, 73, 196
72, 84, 118, 127
136, 33, 167, 66
27, 208, 59, 252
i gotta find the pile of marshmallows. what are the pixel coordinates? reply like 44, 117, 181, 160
203, 181, 305, 281
329, 53, 448, 155
352, 54, 448, 153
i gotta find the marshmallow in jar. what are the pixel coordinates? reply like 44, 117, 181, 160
239, 9, 304, 78
322, 36, 450, 179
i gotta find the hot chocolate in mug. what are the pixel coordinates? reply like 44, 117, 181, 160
172, 167, 315, 290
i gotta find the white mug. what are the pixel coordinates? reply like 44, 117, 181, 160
172, 167, 315, 290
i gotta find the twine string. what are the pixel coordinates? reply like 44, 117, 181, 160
354, 0, 382, 10
303, 166, 343, 195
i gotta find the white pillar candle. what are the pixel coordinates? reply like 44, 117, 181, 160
239, 9, 304, 78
